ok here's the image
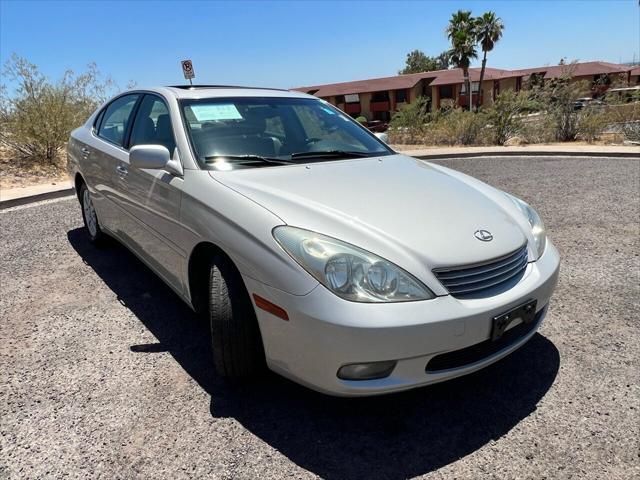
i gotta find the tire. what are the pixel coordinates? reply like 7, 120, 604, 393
79, 182, 105, 245
208, 254, 265, 378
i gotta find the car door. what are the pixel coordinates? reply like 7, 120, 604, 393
81, 93, 141, 233
110, 93, 185, 293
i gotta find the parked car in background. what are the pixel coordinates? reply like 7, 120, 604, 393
68, 85, 560, 396
573, 97, 605, 110
366, 119, 389, 133
374, 131, 389, 143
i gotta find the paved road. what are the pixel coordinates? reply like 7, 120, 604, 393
1, 156, 638, 479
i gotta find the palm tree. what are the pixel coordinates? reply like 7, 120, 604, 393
446, 10, 478, 111
474, 12, 504, 109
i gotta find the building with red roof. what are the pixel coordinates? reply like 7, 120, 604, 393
294, 61, 637, 121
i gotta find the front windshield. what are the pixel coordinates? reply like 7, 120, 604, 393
180, 97, 393, 169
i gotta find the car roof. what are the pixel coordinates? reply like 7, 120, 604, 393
134, 85, 317, 100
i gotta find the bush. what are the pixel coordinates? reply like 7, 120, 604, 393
484, 90, 530, 145
355, 116, 368, 125
423, 109, 485, 146
527, 70, 590, 142
576, 106, 609, 143
0, 54, 115, 165
388, 97, 431, 143
603, 101, 640, 143
520, 114, 555, 144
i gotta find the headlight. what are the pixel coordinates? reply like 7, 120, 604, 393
505, 193, 546, 258
273, 226, 434, 302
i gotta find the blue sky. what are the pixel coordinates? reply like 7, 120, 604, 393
1, 0, 638, 92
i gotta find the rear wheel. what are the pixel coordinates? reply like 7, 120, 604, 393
208, 254, 265, 378
79, 183, 105, 245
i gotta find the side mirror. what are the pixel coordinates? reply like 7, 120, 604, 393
130, 145, 170, 169
129, 145, 183, 176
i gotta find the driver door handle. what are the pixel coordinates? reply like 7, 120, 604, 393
116, 164, 128, 176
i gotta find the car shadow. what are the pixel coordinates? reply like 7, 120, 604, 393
67, 228, 560, 479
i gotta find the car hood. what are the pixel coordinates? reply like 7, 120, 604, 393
210, 154, 531, 278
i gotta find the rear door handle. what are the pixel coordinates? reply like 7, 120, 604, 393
81, 147, 91, 158
116, 164, 128, 176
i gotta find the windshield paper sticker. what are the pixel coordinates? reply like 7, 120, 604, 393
190, 104, 243, 121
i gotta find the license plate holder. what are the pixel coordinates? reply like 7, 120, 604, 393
491, 299, 537, 341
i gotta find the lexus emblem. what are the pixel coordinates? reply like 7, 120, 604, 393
474, 229, 493, 242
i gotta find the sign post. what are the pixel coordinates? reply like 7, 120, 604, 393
181, 60, 195, 85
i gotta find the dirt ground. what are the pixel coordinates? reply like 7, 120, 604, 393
0, 148, 68, 190
1, 155, 638, 479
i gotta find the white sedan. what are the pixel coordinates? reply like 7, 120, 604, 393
68, 86, 560, 396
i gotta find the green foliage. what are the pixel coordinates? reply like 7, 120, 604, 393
422, 109, 485, 146
389, 97, 430, 129
0, 54, 116, 164
446, 10, 478, 111
388, 97, 432, 144
399, 50, 449, 75
355, 116, 368, 125
474, 11, 504, 109
576, 106, 609, 143
526, 67, 591, 141
485, 90, 530, 145
475, 12, 504, 53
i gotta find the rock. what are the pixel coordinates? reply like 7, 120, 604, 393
504, 136, 527, 146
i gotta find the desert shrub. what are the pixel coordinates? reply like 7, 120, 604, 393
576, 106, 609, 143
388, 96, 431, 143
423, 109, 485, 145
484, 90, 531, 145
0, 54, 116, 164
527, 70, 591, 142
520, 114, 556, 144
603, 100, 640, 143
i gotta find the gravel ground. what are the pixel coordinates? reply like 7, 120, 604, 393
1, 156, 638, 479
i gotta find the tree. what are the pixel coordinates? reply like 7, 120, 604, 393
399, 49, 449, 74
446, 10, 477, 111
474, 11, 504, 109
0, 54, 115, 164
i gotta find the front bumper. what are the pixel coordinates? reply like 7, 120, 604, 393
245, 240, 560, 396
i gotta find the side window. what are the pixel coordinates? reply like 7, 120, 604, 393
130, 95, 176, 154
97, 94, 139, 147
93, 109, 106, 132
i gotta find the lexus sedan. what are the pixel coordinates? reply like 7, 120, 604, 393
68, 86, 560, 396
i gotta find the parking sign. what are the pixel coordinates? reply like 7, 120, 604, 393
181, 60, 195, 80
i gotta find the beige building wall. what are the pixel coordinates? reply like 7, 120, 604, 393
480, 80, 495, 106
359, 92, 372, 119
499, 77, 518, 93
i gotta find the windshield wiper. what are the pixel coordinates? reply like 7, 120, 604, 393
290, 150, 375, 160
204, 154, 292, 165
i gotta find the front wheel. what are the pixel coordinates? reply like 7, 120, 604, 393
208, 255, 265, 378
79, 183, 105, 245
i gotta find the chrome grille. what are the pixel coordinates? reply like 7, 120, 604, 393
433, 245, 529, 298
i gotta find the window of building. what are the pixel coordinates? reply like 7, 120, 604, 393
335, 95, 345, 104
395, 89, 408, 103
344, 93, 360, 103
439, 85, 454, 99
460, 82, 480, 94
97, 94, 140, 147
130, 95, 176, 154
371, 91, 390, 102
